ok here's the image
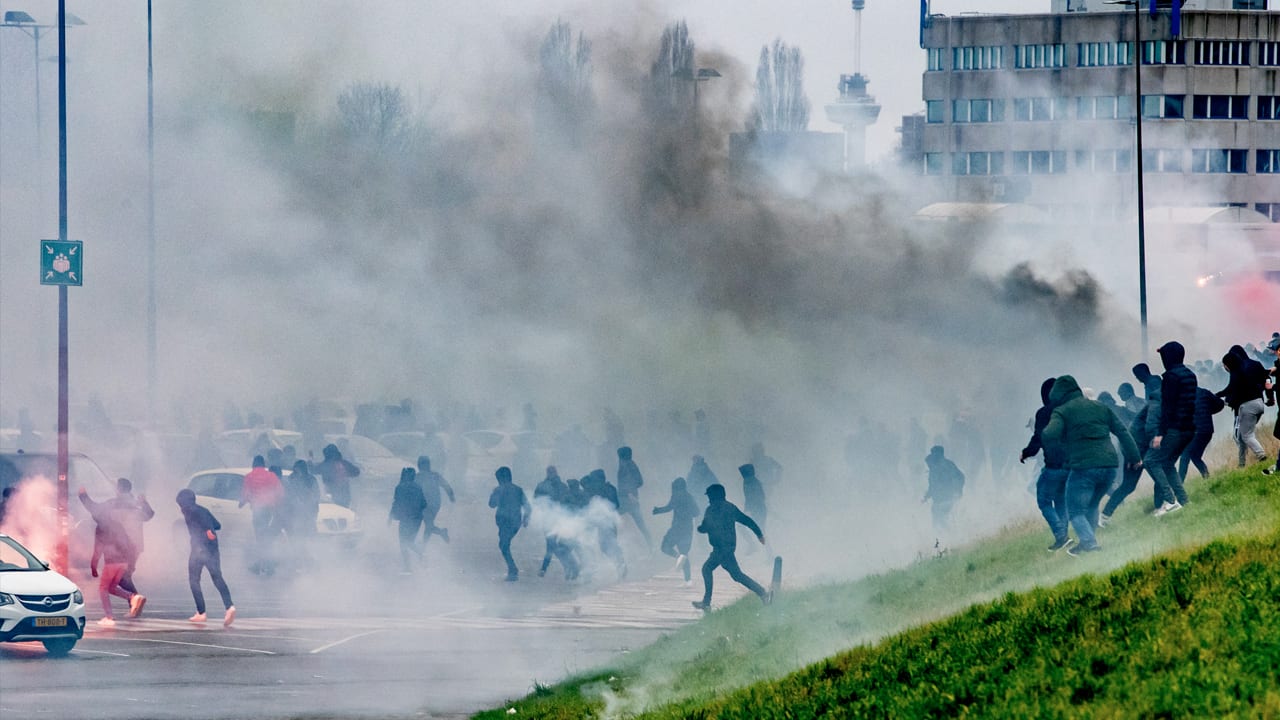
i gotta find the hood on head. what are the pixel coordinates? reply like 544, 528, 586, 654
176, 488, 196, 509
617, 446, 632, 460
738, 464, 755, 478
1132, 363, 1152, 382
672, 477, 686, 491
1049, 375, 1083, 407
1040, 378, 1056, 405
495, 466, 512, 483
1157, 341, 1186, 369
323, 444, 340, 460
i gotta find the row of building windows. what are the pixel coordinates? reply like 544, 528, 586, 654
926, 94, 1280, 123
923, 149, 1280, 176
936, 40, 1280, 71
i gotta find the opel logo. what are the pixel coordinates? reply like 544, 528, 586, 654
42, 597, 53, 607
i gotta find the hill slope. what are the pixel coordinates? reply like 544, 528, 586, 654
475, 457, 1280, 719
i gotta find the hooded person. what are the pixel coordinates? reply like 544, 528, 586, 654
176, 488, 235, 627
686, 455, 719, 506
653, 477, 699, 583
1042, 375, 1142, 555
1102, 365, 1162, 521
534, 466, 579, 580
1020, 378, 1072, 552
1179, 386, 1226, 482
615, 446, 653, 549
739, 463, 767, 532
1217, 344, 1271, 469
78, 487, 143, 625
416, 455, 454, 545
240, 454, 284, 575
1147, 341, 1199, 515
388, 467, 427, 573
583, 469, 626, 579
691, 483, 770, 611
922, 446, 965, 531
488, 466, 530, 581
314, 443, 360, 509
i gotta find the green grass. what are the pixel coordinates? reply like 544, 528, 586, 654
475, 433, 1280, 719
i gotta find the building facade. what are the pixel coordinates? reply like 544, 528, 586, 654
916, 5, 1280, 222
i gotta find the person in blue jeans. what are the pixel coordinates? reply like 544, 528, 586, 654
1020, 378, 1071, 552
1042, 375, 1142, 554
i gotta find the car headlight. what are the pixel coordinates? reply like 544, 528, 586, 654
0, 592, 13, 607
73, 590, 84, 604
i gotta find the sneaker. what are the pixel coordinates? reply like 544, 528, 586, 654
1066, 543, 1101, 557
1264, 465, 1276, 476
188, 613, 207, 623
128, 594, 146, 618
691, 600, 710, 611
1047, 537, 1075, 553
1152, 501, 1178, 517
439, 527, 450, 544
1098, 513, 1111, 528
97, 617, 116, 627
675, 554, 687, 571
223, 606, 236, 628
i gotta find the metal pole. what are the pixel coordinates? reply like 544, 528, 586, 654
147, 0, 156, 427
1133, 3, 1149, 358
55, 0, 70, 575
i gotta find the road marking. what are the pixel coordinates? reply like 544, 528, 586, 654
116, 637, 276, 655
309, 630, 384, 655
71, 648, 131, 657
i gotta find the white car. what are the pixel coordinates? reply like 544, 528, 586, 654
0, 533, 86, 656
183, 468, 362, 545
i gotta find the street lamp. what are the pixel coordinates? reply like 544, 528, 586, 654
1, 10, 84, 144
147, 0, 157, 427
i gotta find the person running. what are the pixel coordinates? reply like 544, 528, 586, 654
1102, 364, 1162, 521
176, 489, 236, 627
922, 446, 964, 530
1043, 375, 1141, 555
417, 456, 454, 545
80, 480, 153, 597
1148, 341, 1198, 515
488, 466, 530, 581
314, 443, 360, 508
79, 488, 144, 626
615, 447, 653, 549
739, 464, 768, 533
1217, 345, 1271, 469
240, 455, 284, 575
1020, 378, 1072, 552
691, 483, 770, 611
1179, 386, 1226, 482
653, 477, 699, 583
388, 467, 427, 573
534, 466, 578, 580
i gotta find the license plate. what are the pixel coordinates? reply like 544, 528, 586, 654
35, 617, 68, 627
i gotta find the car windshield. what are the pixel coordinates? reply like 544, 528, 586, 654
0, 536, 46, 571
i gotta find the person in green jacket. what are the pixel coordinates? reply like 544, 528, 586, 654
1042, 375, 1142, 554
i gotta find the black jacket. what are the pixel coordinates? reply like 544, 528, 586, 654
389, 480, 427, 523
1192, 387, 1226, 434
1157, 342, 1198, 434
1021, 378, 1067, 469
697, 499, 762, 551
1218, 345, 1269, 410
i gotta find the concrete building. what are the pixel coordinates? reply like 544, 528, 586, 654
914, 1, 1280, 222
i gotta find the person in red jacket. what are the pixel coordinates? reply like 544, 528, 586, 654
240, 455, 283, 575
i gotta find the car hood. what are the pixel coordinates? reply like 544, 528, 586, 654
0, 568, 80, 596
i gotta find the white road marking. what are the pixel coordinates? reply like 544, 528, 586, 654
309, 630, 384, 654
70, 648, 131, 657
114, 637, 276, 655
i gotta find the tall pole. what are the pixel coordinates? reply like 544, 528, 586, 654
1133, 3, 1149, 357
147, 0, 157, 427
54, 0, 70, 575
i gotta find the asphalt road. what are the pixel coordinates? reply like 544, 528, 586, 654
0, 532, 754, 720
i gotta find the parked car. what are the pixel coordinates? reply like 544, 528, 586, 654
182, 468, 361, 546
212, 429, 305, 468
461, 430, 554, 493
0, 533, 86, 656
0, 451, 118, 567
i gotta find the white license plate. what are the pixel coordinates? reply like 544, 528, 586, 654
35, 617, 68, 627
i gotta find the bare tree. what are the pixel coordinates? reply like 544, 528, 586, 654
537, 20, 594, 138
336, 82, 415, 152
649, 20, 695, 117
752, 38, 810, 132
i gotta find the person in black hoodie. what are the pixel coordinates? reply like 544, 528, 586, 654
691, 483, 770, 611
1020, 378, 1072, 552
615, 446, 652, 549
488, 466, 530, 581
1102, 364, 1161, 520
653, 477, 699, 582
1178, 387, 1226, 482
388, 467, 427, 573
1217, 345, 1270, 469
1149, 341, 1198, 516
176, 488, 235, 627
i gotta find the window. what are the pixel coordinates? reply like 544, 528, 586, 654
1234, 0, 1267, 10
1075, 149, 1133, 173
1256, 204, 1280, 222
952, 98, 1004, 123
952, 45, 1004, 70
1013, 97, 1068, 122
1015, 44, 1067, 69
1078, 42, 1133, 67
1010, 150, 1067, 175
924, 153, 944, 175
1258, 150, 1280, 174
1192, 95, 1250, 120
952, 151, 1003, 176
1262, 42, 1280, 66
1142, 95, 1185, 119
1142, 148, 1184, 173
1191, 149, 1247, 173
928, 48, 946, 71
1259, 96, 1280, 120
1196, 40, 1250, 66
1143, 40, 1186, 65
1077, 95, 1135, 120
926, 100, 945, 123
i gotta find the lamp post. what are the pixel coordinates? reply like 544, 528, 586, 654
1108, 0, 1149, 357
147, 0, 157, 427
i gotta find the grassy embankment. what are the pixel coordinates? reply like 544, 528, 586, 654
475, 434, 1280, 719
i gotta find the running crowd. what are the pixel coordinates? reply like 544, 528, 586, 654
1019, 335, 1280, 556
